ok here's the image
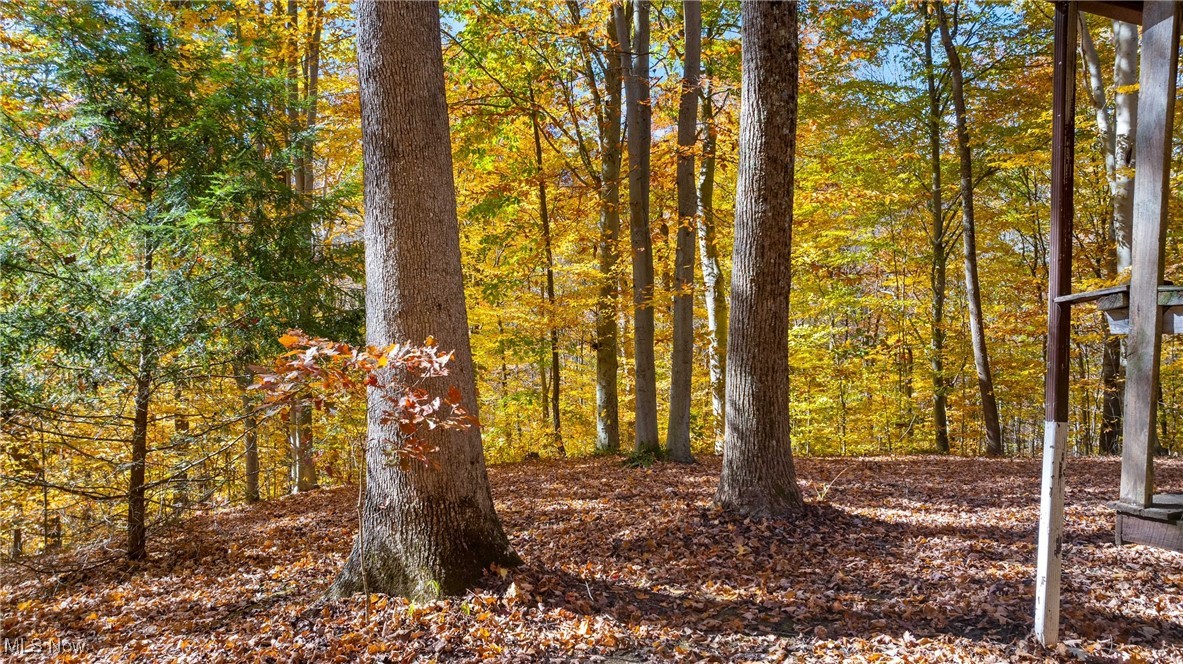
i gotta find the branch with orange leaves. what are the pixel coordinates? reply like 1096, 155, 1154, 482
249, 330, 477, 467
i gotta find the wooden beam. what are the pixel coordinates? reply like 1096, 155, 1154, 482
1053, 284, 1128, 305
1034, 1, 1077, 649
1077, 1, 1143, 25
1121, 0, 1179, 508
1116, 513, 1183, 551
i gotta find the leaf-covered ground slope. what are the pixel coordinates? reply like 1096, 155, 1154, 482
3, 456, 1182, 662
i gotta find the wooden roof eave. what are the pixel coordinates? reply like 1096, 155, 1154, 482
1072, 1, 1143, 25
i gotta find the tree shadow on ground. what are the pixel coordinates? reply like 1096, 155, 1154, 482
493, 457, 1183, 655
507, 499, 1182, 653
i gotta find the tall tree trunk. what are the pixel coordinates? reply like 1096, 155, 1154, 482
666, 0, 701, 464
287, 0, 322, 490
234, 361, 262, 503
128, 339, 152, 561
286, 0, 300, 192
127, 153, 156, 560
1100, 336, 1123, 454
329, 0, 519, 600
616, 0, 659, 454
1081, 19, 1137, 455
302, 0, 323, 199
923, 2, 950, 454
716, 0, 802, 514
243, 392, 260, 503
1112, 20, 1138, 274
936, 1, 1001, 456
594, 10, 623, 454
172, 383, 190, 510
531, 100, 563, 456
698, 83, 727, 455
128, 230, 154, 560
289, 403, 317, 492
540, 348, 550, 427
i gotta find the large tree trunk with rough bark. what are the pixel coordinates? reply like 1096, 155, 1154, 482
616, 0, 659, 454
666, 0, 701, 464
328, 0, 520, 601
715, 0, 802, 514
698, 83, 727, 455
936, 1, 1001, 456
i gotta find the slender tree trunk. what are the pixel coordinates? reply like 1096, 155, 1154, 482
172, 383, 190, 510
128, 233, 154, 560
716, 0, 802, 514
128, 341, 152, 561
698, 85, 727, 455
594, 10, 624, 454
1112, 20, 1138, 274
286, 0, 300, 192
616, 0, 659, 454
288, 0, 322, 490
127, 155, 156, 560
1105, 20, 1136, 454
302, 0, 323, 199
531, 100, 563, 456
234, 361, 262, 503
936, 2, 1001, 456
330, 0, 519, 600
666, 0, 701, 464
923, 3, 950, 454
243, 392, 260, 503
1079, 19, 1138, 455
540, 327, 550, 427
1100, 336, 1123, 454
288, 404, 317, 492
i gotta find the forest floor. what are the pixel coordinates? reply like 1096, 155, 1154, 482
3, 456, 1183, 663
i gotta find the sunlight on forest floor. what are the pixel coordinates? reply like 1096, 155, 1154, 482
3, 456, 1181, 662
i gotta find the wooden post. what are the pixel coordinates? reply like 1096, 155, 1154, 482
1121, 1, 1179, 508
1035, 1, 1076, 647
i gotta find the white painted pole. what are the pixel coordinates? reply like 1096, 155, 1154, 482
1035, 421, 1068, 645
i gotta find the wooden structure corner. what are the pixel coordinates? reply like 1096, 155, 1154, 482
1036, 0, 1183, 648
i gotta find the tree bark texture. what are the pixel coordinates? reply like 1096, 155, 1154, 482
531, 101, 563, 456
127, 175, 156, 561
616, 0, 659, 454
1113, 20, 1139, 273
1080, 18, 1137, 455
594, 10, 623, 454
243, 392, 260, 503
287, 0, 323, 491
936, 1, 1001, 456
330, 0, 519, 601
698, 84, 727, 455
127, 342, 152, 560
666, 0, 701, 464
289, 403, 317, 492
716, 0, 803, 514
923, 2, 950, 454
